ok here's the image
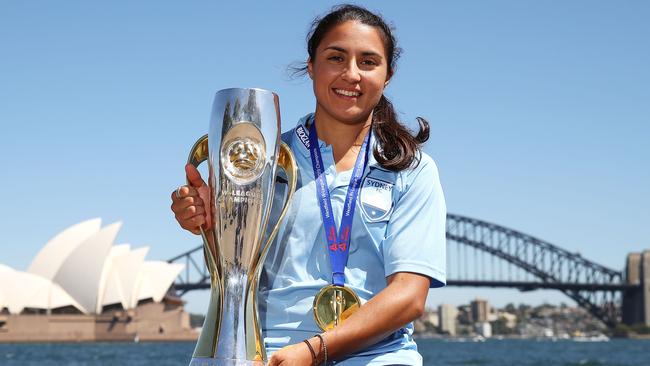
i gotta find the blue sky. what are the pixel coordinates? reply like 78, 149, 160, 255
1, 1, 648, 314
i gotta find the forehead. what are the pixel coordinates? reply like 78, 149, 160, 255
317, 20, 387, 56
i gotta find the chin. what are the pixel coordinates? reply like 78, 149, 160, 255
332, 109, 373, 125
316, 99, 373, 126
339, 117, 370, 126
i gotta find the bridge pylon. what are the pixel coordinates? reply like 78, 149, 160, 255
622, 250, 650, 326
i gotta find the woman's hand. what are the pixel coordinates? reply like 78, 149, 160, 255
267, 342, 315, 366
170, 164, 212, 234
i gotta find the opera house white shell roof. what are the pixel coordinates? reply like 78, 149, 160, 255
0, 219, 183, 315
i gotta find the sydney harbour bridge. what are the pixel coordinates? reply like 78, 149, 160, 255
168, 214, 648, 329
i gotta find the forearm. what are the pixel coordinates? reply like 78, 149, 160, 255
310, 272, 429, 360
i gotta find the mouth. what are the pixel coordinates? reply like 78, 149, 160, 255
333, 88, 362, 99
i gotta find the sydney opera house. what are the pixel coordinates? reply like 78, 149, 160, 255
0, 219, 196, 342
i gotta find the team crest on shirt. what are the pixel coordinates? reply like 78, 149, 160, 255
360, 176, 394, 221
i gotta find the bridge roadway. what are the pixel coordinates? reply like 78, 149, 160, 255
171, 279, 637, 296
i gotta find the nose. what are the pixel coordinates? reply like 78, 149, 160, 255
341, 60, 361, 83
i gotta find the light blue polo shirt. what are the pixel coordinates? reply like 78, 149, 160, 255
259, 114, 446, 365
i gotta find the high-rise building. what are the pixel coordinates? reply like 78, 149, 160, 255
471, 298, 490, 323
438, 304, 458, 336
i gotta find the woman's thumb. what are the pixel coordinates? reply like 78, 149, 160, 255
185, 164, 206, 188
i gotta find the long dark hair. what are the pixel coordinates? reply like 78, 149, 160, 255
295, 4, 430, 171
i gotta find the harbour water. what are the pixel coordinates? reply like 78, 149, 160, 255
1, 339, 648, 365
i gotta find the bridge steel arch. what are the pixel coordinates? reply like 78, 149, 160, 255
169, 214, 635, 328
446, 214, 627, 328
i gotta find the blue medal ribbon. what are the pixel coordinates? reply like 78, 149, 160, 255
295, 118, 370, 287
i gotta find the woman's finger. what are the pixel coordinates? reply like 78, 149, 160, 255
178, 205, 206, 221
175, 208, 206, 225
170, 185, 200, 202
180, 215, 206, 231
170, 186, 186, 201
171, 196, 204, 215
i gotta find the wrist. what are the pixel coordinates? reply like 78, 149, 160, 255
303, 338, 317, 365
313, 334, 328, 365
302, 336, 325, 365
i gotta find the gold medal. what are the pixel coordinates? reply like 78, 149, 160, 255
313, 285, 361, 331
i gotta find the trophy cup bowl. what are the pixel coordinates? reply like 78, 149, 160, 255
186, 88, 297, 366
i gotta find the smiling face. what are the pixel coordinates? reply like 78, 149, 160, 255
308, 20, 391, 126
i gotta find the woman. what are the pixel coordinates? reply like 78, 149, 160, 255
171, 4, 446, 365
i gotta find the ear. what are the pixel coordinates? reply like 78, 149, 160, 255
307, 58, 314, 79
384, 70, 393, 87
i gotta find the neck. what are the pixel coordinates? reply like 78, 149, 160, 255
312, 108, 372, 163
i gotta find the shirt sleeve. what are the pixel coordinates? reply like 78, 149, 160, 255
382, 154, 447, 288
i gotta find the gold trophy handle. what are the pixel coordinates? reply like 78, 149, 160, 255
261, 142, 298, 253
185, 134, 214, 261
187, 134, 209, 171
186, 134, 222, 289
186, 134, 223, 359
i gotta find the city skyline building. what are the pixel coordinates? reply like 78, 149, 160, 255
471, 298, 490, 324
438, 304, 458, 336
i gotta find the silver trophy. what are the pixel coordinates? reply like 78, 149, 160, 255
186, 88, 297, 365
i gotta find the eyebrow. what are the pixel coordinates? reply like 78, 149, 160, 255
324, 46, 383, 58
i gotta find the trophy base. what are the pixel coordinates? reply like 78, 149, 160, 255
189, 357, 265, 366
